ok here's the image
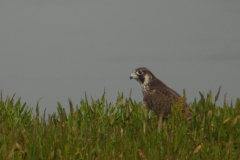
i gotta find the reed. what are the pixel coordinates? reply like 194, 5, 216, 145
0, 89, 240, 159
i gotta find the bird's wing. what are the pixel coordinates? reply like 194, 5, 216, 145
143, 87, 191, 118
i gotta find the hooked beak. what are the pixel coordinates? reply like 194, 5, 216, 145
130, 73, 138, 80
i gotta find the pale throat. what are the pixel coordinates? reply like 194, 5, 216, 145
140, 74, 151, 95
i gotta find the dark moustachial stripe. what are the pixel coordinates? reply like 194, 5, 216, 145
139, 76, 145, 84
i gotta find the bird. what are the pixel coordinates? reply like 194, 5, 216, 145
130, 67, 192, 120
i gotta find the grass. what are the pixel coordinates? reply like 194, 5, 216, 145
0, 88, 240, 160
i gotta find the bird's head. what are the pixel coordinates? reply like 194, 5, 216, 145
130, 67, 155, 85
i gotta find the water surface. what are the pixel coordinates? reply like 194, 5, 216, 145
0, 0, 239, 114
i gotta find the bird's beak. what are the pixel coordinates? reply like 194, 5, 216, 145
130, 73, 138, 80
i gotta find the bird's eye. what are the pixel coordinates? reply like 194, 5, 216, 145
137, 71, 143, 75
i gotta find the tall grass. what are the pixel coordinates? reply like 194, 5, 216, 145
0, 89, 240, 159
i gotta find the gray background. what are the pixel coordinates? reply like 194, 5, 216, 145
0, 0, 240, 115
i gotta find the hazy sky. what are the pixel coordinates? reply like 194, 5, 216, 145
0, 0, 240, 115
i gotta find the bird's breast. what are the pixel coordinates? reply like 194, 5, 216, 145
141, 84, 150, 95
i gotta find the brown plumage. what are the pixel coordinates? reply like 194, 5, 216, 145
130, 67, 192, 120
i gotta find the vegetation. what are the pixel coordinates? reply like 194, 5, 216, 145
0, 88, 240, 160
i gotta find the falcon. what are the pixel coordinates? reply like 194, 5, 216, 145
130, 67, 192, 120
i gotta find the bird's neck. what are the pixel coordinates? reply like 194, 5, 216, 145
140, 74, 151, 95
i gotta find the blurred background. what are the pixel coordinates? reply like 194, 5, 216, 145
0, 0, 239, 115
